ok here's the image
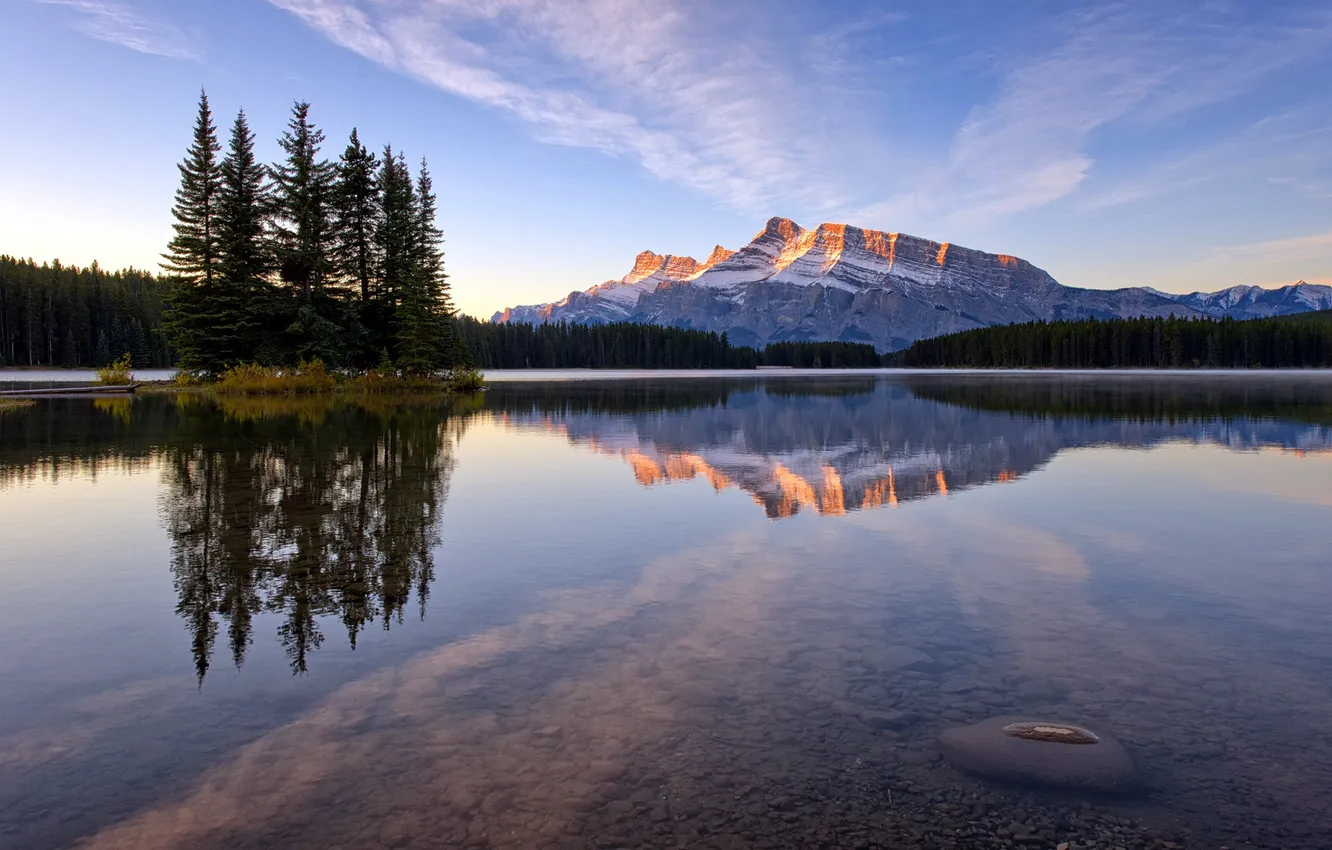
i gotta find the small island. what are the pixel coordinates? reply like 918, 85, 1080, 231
146, 91, 478, 394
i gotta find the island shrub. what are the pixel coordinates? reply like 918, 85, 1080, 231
213, 360, 337, 395
95, 353, 135, 386
447, 366, 485, 393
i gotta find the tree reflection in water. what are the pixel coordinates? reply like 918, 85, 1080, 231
160, 395, 469, 681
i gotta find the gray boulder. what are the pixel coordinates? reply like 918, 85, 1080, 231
938, 716, 1137, 792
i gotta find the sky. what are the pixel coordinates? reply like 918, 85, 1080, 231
2, 0, 1330, 318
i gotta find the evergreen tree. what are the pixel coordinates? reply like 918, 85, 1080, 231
173, 108, 275, 369
270, 101, 336, 299
217, 109, 270, 285
395, 158, 455, 373
332, 128, 380, 303
270, 101, 344, 363
162, 91, 244, 374
162, 89, 222, 284
0, 256, 172, 368
413, 158, 446, 305
374, 146, 416, 309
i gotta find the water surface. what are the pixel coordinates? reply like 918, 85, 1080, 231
1, 374, 1330, 849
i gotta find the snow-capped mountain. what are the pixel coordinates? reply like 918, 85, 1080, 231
494, 217, 1331, 351
497, 246, 735, 325
1135, 282, 1332, 318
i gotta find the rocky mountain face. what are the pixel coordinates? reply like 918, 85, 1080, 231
493, 218, 1332, 351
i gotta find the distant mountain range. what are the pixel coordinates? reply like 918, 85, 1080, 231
494, 217, 1332, 351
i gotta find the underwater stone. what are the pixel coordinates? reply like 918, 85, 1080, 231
938, 716, 1137, 792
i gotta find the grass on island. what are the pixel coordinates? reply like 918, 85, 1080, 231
194, 360, 485, 397
173, 381, 486, 424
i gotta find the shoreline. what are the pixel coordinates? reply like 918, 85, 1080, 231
5, 366, 1332, 386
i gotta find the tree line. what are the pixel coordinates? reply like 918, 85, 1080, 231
893, 314, 1332, 369
906, 374, 1332, 425
457, 316, 884, 369
0, 256, 173, 367
162, 91, 463, 376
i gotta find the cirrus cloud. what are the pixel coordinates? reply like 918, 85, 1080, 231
38, 0, 201, 61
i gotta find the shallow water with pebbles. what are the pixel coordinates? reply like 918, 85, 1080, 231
1, 374, 1331, 849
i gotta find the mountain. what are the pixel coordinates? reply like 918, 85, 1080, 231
494, 218, 1332, 351
1138, 282, 1332, 318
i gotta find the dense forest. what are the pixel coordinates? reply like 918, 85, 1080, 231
0, 257, 173, 367
457, 317, 883, 369
1278, 309, 1332, 325
162, 91, 463, 375
894, 314, 1332, 369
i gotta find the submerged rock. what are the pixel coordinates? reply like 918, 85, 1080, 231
938, 716, 1137, 792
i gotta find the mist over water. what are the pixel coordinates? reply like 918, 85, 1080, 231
1, 374, 1330, 849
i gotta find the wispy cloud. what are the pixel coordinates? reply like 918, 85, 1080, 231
1080, 107, 1332, 211
270, 0, 1332, 229
1151, 230, 1332, 293
1206, 230, 1332, 265
39, 0, 200, 61
269, 0, 871, 212
860, 3, 1332, 228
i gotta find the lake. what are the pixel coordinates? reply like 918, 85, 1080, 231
1, 373, 1330, 849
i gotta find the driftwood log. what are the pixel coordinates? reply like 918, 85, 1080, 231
0, 383, 140, 397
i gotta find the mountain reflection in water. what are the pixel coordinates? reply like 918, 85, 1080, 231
488, 376, 1332, 518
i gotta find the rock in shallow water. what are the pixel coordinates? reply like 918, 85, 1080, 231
937, 716, 1137, 792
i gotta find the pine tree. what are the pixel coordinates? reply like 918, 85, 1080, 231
163, 90, 233, 374
217, 109, 270, 285
190, 108, 274, 367
414, 158, 445, 302
270, 101, 336, 299
270, 101, 344, 363
333, 128, 380, 303
395, 158, 453, 373
162, 89, 222, 284
374, 146, 416, 309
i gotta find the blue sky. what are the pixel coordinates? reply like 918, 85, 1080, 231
2, 0, 1330, 317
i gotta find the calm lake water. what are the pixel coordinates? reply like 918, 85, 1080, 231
1, 374, 1330, 849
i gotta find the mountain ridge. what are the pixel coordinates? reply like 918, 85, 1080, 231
494, 217, 1332, 351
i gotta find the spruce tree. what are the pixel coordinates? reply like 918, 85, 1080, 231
333, 128, 380, 303
270, 101, 336, 300
395, 159, 458, 373
413, 157, 449, 313
374, 146, 416, 309
217, 110, 270, 285
270, 101, 344, 363
163, 90, 231, 374
162, 89, 221, 284
204, 108, 273, 366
